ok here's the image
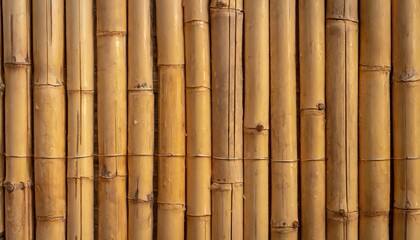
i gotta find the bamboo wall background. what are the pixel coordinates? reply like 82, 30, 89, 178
0, 0, 418, 239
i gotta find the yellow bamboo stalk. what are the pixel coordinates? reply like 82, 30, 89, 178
156, 0, 185, 239
33, 0, 66, 238
326, 0, 358, 239
96, 0, 127, 239
210, 0, 244, 239
184, 1, 211, 239
392, 0, 420, 238
298, 0, 326, 239
3, 1, 33, 239
0, 3, 4, 238
359, 0, 391, 239
127, 0, 154, 239
270, 1, 298, 239
66, 0, 94, 239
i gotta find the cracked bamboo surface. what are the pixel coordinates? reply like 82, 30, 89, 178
33, 0, 66, 238
96, 1, 127, 239
359, 0, 391, 239
66, 0, 94, 239
156, 0, 185, 239
127, 0, 154, 239
298, 0, 326, 239
326, 0, 359, 239
3, 0, 33, 239
184, 1, 212, 239
270, 0, 298, 239
392, 0, 420, 238
210, 0, 244, 239
0, 3, 4, 238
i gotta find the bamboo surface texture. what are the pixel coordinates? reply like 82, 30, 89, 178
210, 0, 244, 239
184, 0, 212, 240
0, 3, 4, 238
392, 0, 420, 238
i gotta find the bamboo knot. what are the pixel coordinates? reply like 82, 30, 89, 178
4, 181, 32, 192
0, 82, 4, 91
317, 103, 325, 110
256, 124, 264, 132
271, 220, 299, 233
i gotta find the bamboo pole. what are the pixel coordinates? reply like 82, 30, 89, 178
33, 0, 66, 238
66, 0, 94, 239
184, 1, 211, 239
155, 0, 185, 239
298, 0, 326, 239
359, 0, 391, 239
270, 1, 298, 239
96, 0, 127, 239
127, 0, 154, 239
210, 0, 244, 239
392, 0, 420, 238
243, 0, 269, 239
0, 3, 4, 238
325, 0, 358, 239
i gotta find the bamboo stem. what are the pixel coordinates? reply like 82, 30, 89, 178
392, 0, 420, 238
127, 0, 154, 239
0, 2, 4, 238
298, 0, 326, 239
210, 0, 244, 239
184, 1, 212, 239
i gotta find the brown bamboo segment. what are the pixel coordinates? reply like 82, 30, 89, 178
96, 0, 127, 239
65, 0, 94, 239
156, 0, 185, 239
298, 0, 326, 239
359, 0, 391, 239
127, 0, 154, 239
0, 3, 4, 239
326, 0, 358, 239
210, 1, 244, 239
184, 1, 212, 239
270, 1, 298, 239
33, 0, 66, 238
392, 0, 420, 238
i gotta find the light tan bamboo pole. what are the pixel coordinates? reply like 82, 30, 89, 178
325, 0, 358, 239
270, 0, 298, 239
243, 0, 269, 239
3, 1, 33, 239
359, 0, 391, 239
33, 0, 66, 238
298, 0, 326, 239
66, 0, 94, 239
127, 0, 154, 239
156, 0, 185, 239
96, 1, 127, 239
392, 0, 420, 238
0, 3, 4, 238
184, 1, 211, 239
210, 1, 244, 239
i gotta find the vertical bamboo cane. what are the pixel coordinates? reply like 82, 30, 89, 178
270, 0, 298, 239
244, 0, 269, 239
298, 0, 326, 239
3, 1, 33, 239
359, 0, 391, 239
210, 0, 244, 239
127, 0, 154, 239
326, 0, 358, 239
96, 1, 127, 239
184, 1, 212, 239
156, 0, 185, 239
0, 2, 4, 238
392, 0, 420, 238
66, 0, 94, 239
33, 0, 66, 238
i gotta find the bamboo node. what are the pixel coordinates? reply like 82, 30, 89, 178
317, 103, 325, 110
256, 124, 264, 132
156, 203, 186, 210
359, 210, 389, 217
4, 181, 32, 192
0, 82, 4, 91
359, 64, 391, 72
36, 216, 66, 222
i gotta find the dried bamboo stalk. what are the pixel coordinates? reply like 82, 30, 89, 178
127, 0, 154, 239
156, 0, 185, 239
184, 1, 211, 239
33, 0, 66, 238
270, 0, 298, 239
298, 0, 326, 239
96, 0, 127, 239
326, 0, 358, 239
0, 2, 4, 238
210, 0, 244, 239
359, 0, 391, 239
392, 0, 420, 238
66, 0, 94, 239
